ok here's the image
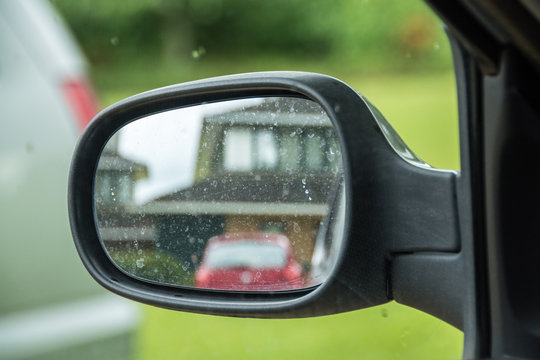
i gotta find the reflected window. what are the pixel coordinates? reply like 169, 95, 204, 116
205, 242, 287, 269
96, 173, 113, 203
326, 135, 341, 172
116, 174, 132, 203
223, 127, 279, 171
221, 126, 341, 174
95, 172, 132, 204
280, 132, 301, 172
256, 130, 278, 169
305, 133, 325, 170
223, 129, 253, 171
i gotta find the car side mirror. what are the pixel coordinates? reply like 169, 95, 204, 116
94, 95, 344, 291
69, 72, 461, 326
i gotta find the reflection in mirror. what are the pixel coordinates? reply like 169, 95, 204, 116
94, 97, 345, 291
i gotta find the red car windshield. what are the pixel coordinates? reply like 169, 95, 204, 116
205, 242, 287, 269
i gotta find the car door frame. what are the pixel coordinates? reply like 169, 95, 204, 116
428, 1, 540, 358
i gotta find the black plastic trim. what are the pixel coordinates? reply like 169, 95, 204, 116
69, 71, 460, 318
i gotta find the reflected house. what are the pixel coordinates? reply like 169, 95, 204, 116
95, 136, 152, 251
146, 98, 342, 270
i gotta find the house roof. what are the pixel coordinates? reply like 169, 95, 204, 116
155, 173, 335, 204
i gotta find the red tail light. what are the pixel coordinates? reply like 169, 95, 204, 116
195, 269, 211, 288
283, 262, 302, 282
62, 77, 99, 133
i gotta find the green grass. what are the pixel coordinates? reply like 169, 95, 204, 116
137, 302, 462, 360
97, 65, 462, 359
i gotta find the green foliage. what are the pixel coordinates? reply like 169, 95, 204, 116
191, 0, 336, 56
329, 0, 452, 70
50, 0, 164, 63
51, 0, 452, 72
111, 249, 195, 286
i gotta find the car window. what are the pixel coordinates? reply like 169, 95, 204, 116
54, 0, 462, 358
205, 242, 287, 268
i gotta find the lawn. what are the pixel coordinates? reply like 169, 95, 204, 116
97, 66, 462, 359
138, 301, 462, 360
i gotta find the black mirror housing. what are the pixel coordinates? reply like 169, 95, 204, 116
69, 71, 460, 323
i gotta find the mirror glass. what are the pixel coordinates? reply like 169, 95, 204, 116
94, 97, 345, 291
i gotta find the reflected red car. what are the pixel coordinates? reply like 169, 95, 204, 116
195, 233, 304, 291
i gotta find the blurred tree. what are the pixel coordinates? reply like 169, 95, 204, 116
52, 0, 451, 71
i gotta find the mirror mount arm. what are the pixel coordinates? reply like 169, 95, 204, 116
382, 163, 463, 329
391, 253, 464, 330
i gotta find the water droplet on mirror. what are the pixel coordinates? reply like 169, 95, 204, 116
137, 249, 142, 255
136, 258, 144, 268
301, 178, 307, 185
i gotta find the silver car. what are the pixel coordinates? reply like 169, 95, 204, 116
0, 1, 138, 359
